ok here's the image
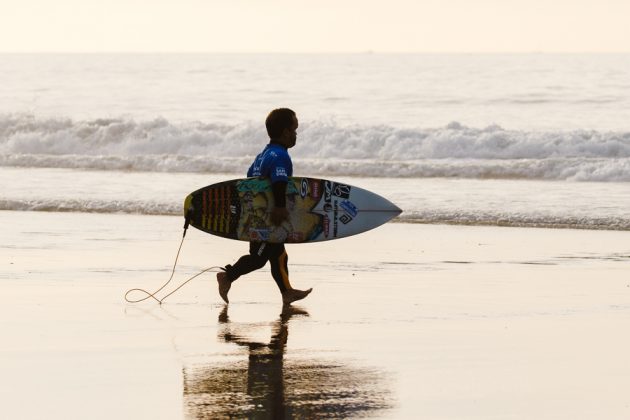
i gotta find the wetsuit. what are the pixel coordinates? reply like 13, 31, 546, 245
223, 142, 293, 292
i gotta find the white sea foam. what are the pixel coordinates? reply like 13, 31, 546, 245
2, 197, 628, 231
0, 198, 179, 215
2, 167, 629, 231
396, 211, 630, 231
2, 114, 630, 181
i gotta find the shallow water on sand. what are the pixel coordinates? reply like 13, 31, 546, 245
2, 211, 630, 419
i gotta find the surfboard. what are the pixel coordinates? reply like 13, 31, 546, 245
184, 177, 401, 243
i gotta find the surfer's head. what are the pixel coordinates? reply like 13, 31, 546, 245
266, 108, 298, 149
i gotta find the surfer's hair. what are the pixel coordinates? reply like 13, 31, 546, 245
266, 108, 296, 139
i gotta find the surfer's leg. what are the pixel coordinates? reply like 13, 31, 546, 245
269, 244, 291, 292
218, 242, 269, 303
224, 242, 269, 282
269, 244, 313, 304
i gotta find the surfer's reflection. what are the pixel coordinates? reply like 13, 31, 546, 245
183, 306, 393, 419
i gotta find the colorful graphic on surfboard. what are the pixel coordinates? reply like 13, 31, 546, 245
184, 177, 401, 243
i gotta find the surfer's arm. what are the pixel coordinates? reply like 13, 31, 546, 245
269, 153, 290, 225
271, 181, 287, 207
270, 181, 289, 225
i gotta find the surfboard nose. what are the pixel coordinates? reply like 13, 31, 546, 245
387, 203, 403, 221
382, 197, 403, 216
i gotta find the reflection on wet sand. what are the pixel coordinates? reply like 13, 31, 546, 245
183, 305, 393, 419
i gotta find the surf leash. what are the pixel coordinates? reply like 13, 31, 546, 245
124, 214, 223, 305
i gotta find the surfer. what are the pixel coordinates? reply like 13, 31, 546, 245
217, 108, 313, 305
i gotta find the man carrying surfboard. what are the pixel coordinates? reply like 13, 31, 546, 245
217, 108, 313, 305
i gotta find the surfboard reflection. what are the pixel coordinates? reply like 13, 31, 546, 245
183, 305, 393, 419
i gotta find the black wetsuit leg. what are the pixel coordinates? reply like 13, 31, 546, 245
224, 242, 291, 292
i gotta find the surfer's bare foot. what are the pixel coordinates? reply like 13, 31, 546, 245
217, 272, 231, 304
282, 288, 312, 305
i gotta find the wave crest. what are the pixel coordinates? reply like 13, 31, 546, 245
2, 114, 630, 181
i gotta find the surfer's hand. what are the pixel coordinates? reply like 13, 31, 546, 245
271, 207, 289, 226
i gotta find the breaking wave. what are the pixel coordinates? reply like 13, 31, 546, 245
2, 114, 630, 181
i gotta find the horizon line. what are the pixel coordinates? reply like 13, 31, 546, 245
1, 50, 630, 55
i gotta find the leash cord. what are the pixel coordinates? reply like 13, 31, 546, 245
124, 230, 223, 305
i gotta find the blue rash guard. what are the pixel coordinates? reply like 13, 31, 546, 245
247, 143, 293, 183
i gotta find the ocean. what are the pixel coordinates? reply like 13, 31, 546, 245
1, 53, 629, 230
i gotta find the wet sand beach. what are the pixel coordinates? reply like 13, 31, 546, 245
2, 211, 630, 419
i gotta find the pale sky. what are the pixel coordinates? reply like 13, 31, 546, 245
2, 0, 629, 53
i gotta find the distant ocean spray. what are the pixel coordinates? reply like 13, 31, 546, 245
1, 114, 629, 182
